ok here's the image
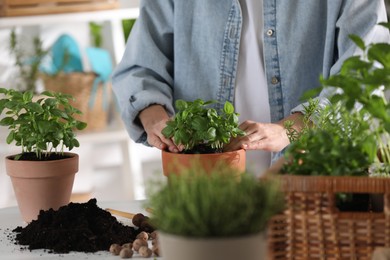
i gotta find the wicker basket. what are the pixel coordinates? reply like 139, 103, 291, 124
41, 72, 111, 132
0, 0, 119, 17
267, 174, 390, 260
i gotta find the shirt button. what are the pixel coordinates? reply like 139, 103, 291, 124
266, 29, 274, 36
271, 77, 279, 84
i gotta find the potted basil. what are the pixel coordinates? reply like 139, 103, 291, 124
0, 87, 87, 222
160, 99, 246, 176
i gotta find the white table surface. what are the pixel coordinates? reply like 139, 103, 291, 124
0, 200, 163, 259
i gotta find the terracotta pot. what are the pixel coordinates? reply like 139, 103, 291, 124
5, 152, 79, 223
158, 232, 266, 260
161, 149, 246, 176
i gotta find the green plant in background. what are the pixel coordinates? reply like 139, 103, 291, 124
147, 166, 283, 237
0, 88, 87, 160
10, 30, 48, 93
322, 23, 390, 165
282, 22, 390, 176
283, 102, 375, 176
122, 19, 136, 42
162, 99, 245, 153
89, 22, 103, 48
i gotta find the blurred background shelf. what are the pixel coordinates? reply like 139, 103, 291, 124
0, 0, 164, 208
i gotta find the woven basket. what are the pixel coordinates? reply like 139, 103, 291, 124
42, 72, 110, 132
267, 173, 390, 260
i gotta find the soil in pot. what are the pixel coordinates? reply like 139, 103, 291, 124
10, 198, 144, 254
10, 152, 72, 161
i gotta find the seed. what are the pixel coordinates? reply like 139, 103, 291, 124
109, 244, 122, 255
139, 246, 153, 258
122, 242, 133, 249
136, 231, 149, 241
150, 230, 158, 240
119, 248, 133, 258
132, 238, 148, 252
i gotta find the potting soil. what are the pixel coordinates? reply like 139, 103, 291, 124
11, 198, 140, 253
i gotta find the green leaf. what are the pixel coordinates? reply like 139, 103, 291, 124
349, 34, 366, 50
206, 127, 216, 140
379, 22, 390, 30
22, 91, 33, 102
223, 101, 234, 114
37, 141, 47, 151
0, 117, 14, 126
367, 43, 390, 67
162, 125, 174, 138
6, 131, 14, 144
191, 117, 208, 131
41, 91, 54, 97
175, 100, 188, 111
0, 99, 8, 114
25, 102, 44, 113
76, 121, 87, 130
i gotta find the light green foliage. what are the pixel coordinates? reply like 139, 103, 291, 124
162, 99, 245, 152
147, 166, 283, 237
89, 22, 103, 48
10, 30, 48, 93
0, 88, 87, 159
283, 103, 375, 176
283, 22, 390, 176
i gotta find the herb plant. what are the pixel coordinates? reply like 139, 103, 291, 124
147, 166, 283, 237
283, 102, 375, 176
161, 99, 245, 153
0, 88, 87, 160
282, 22, 390, 176
321, 22, 390, 168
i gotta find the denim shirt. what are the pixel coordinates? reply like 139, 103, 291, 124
112, 0, 389, 144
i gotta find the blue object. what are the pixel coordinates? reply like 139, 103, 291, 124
85, 47, 113, 109
46, 34, 84, 74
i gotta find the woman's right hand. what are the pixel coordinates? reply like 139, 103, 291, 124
138, 105, 181, 153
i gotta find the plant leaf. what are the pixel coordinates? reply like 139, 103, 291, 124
349, 34, 365, 50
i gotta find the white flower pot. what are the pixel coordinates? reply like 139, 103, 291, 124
158, 232, 266, 260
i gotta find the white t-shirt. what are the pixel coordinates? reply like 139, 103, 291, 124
235, 0, 271, 177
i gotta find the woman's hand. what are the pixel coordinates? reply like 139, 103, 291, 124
224, 120, 290, 152
138, 105, 181, 153
224, 113, 304, 152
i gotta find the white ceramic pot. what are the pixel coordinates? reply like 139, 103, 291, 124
158, 232, 266, 260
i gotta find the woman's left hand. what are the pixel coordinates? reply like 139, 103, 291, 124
224, 113, 305, 152
224, 120, 290, 152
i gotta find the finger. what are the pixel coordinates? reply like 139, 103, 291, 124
242, 139, 267, 150
160, 135, 180, 153
148, 135, 167, 150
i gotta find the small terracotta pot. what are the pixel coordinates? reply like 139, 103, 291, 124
158, 232, 266, 260
5, 152, 79, 223
161, 149, 246, 176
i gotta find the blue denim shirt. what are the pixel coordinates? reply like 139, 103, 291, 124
112, 0, 389, 144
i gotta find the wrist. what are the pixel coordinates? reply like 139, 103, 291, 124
139, 105, 169, 129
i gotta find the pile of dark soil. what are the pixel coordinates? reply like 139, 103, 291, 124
12, 198, 140, 253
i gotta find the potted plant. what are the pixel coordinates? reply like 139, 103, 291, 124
161, 98, 246, 176
0, 87, 87, 222
9, 29, 48, 94
267, 22, 390, 259
147, 165, 283, 260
